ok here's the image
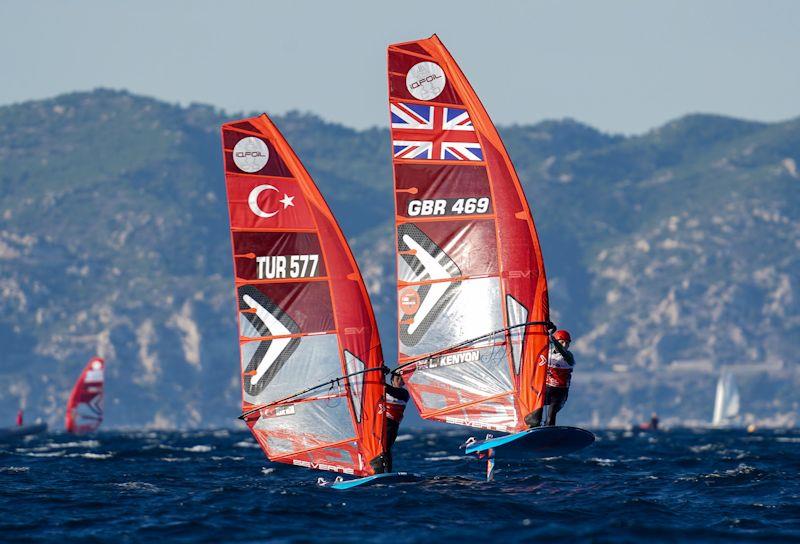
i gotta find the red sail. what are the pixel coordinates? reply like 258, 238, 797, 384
65, 357, 105, 434
221, 114, 386, 476
388, 35, 551, 433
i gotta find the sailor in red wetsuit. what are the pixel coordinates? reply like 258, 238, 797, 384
384, 373, 409, 472
16, 409, 23, 427
545, 329, 575, 426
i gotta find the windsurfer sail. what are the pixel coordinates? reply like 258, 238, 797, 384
387, 35, 553, 433
712, 371, 740, 426
221, 114, 387, 477
65, 357, 105, 434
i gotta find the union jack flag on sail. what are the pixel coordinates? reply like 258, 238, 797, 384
391, 102, 483, 161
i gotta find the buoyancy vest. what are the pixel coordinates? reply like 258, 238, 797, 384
385, 384, 409, 422
546, 344, 575, 388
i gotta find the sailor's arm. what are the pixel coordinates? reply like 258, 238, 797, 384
385, 383, 410, 401
551, 340, 575, 367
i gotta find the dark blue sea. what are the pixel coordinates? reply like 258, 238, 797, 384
2, 427, 799, 542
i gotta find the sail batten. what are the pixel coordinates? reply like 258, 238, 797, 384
389, 35, 551, 433
222, 115, 386, 476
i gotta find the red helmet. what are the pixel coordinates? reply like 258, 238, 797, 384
553, 330, 571, 343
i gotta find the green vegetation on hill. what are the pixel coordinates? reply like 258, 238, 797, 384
0, 89, 797, 428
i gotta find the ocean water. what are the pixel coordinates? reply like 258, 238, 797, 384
1, 427, 798, 543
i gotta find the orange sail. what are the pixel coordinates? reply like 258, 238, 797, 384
388, 35, 552, 433
221, 115, 387, 476
65, 357, 105, 434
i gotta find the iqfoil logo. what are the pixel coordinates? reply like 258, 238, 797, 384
233, 137, 269, 172
406, 62, 446, 101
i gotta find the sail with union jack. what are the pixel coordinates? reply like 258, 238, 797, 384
391, 102, 483, 161
387, 35, 551, 434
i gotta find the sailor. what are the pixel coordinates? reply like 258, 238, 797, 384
544, 329, 575, 426
384, 372, 409, 472
636, 412, 659, 432
16, 409, 23, 427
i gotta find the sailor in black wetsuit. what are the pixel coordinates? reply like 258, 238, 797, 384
384, 373, 409, 472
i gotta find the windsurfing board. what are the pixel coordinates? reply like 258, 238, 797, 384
465, 426, 595, 457
319, 472, 422, 490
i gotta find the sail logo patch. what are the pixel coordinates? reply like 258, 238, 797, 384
406, 62, 446, 100
248, 184, 295, 218
399, 287, 421, 315
256, 254, 320, 279
538, 354, 547, 367
233, 137, 270, 172
407, 197, 490, 217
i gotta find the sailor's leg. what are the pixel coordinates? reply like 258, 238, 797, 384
385, 419, 399, 472
386, 419, 399, 449
546, 405, 558, 426
542, 385, 554, 426
546, 388, 568, 426
524, 408, 543, 427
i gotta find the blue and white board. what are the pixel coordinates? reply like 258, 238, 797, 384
319, 472, 422, 490
465, 426, 595, 457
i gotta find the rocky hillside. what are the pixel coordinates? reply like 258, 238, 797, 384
0, 90, 797, 428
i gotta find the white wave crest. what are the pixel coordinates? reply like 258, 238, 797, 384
67, 452, 113, 460
234, 441, 261, 449
52, 440, 100, 449
0, 466, 30, 473
26, 451, 65, 458
183, 445, 213, 453
113, 482, 161, 492
424, 455, 465, 462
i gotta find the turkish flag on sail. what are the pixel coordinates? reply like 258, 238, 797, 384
225, 174, 315, 230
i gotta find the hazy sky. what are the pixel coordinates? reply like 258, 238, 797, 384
1, 1, 798, 134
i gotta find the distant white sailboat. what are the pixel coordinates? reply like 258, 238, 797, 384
712, 371, 740, 427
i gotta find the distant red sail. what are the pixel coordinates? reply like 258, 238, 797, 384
388, 35, 551, 433
221, 115, 387, 476
65, 357, 105, 434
